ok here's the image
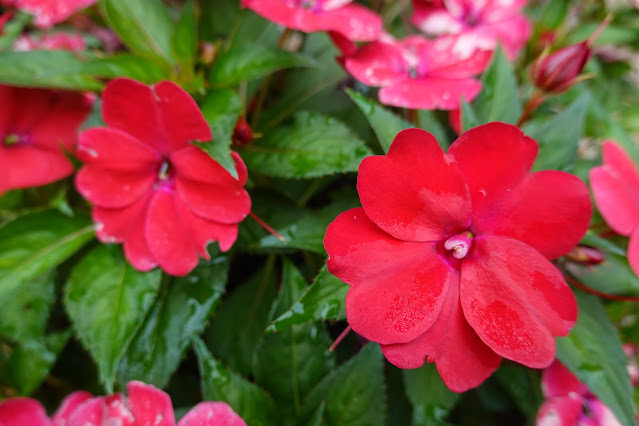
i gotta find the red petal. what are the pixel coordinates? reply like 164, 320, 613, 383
232, 151, 248, 186
325, 209, 451, 344
536, 395, 584, 426
358, 128, 471, 242
474, 170, 592, 260
178, 402, 246, 426
175, 200, 239, 255
307, 4, 382, 41
103, 395, 135, 424
0, 85, 14, 132
153, 81, 211, 152
65, 397, 106, 425
541, 360, 587, 398
93, 193, 152, 244
628, 227, 639, 278
52, 391, 93, 426
242, 0, 311, 31
379, 77, 482, 110
2, 146, 73, 190
145, 191, 199, 276
590, 142, 639, 236
344, 41, 406, 86
0, 398, 51, 426
4, 87, 56, 133
175, 176, 251, 225
171, 146, 243, 186
126, 381, 175, 426
77, 128, 161, 171
381, 274, 501, 393
76, 166, 155, 208
123, 202, 158, 273
460, 236, 577, 368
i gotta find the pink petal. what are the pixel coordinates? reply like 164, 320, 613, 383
379, 76, 482, 110
344, 40, 407, 86
0, 398, 51, 426
14, 0, 97, 28
381, 274, 501, 392
126, 381, 175, 426
178, 402, 246, 426
628, 227, 639, 278
420, 36, 492, 77
590, 142, 639, 236
473, 170, 592, 260
460, 236, 577, 368
411, 8, 464, 36
77, 128, 161, 171
65, 397, 107, 426
75, 166, 156, 208
536, 395, 584, 426
52, 391, 93, 426
479, 15, 531, 59
358, 128, 471, 242
103, 395, 135, 425
588, 399, 623, 426
241, 0, 312, 31
325, 209, 451, 344
2, 146, 73, 190
175, 200, 239, 255
481, 0, 529, 22
153, 81, 212, 152
145, 191, 199, 276
305, 4, 382, 41
541, 360, 587, 398
175, 176, 251, 225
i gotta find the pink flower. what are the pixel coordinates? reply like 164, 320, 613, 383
13, 32, 86, 51
241, 0, 382, 41
589, 141, 639, 277
0, 85, 92, 195
411, 0, 531, 59
75, 78, 251, 276
0, 0, 98, 28
324, 123, 591, 392
536, 360, 622, 426
343, 35, 491, 110
0, 381, 247, 426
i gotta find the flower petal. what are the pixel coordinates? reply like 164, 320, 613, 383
126, 381, 175, 426
65, 397, 107, 425
145, 191, 199, 276
379, 77, 482, 110
75, 166, 156, 208
541, 360, 587, 398
536, 395, 584, 426
460, 236, 577, 368
2, 146, 73, 190
178, 402, 246, 426
358, 128, 471, 242
628, 227, 639, 278
590, 142, 639, 236
52, 391, 93, 426
325, 208, 451, 344
123, 199, 158, 273
175, 176, 251, 225
381, 273, 501, 392
474, 170, 592, 260
15, 0, 97, 28
344, 40, 407, 86
171, 146, 244, 187
93, 193, 151, 244
77, 128, 161, 171
307, 4, 382, 41
0, 398, 51, 426
175, 200, 239, 255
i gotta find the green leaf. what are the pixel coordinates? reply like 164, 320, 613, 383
117, 258, 229, 388
0, 12, 31, 51
471, 47, 522, 125
268, 265, 348, 332
206, 257, 277, 375
101, 0, 175, 66
196, 88, 243, 179
403, 363, 460, 426
65, 245, 162, 392
529, 92, 590, 171
460, 99, 480, 132
80, 55, 168, 84
209, 45, 315, 86
300, 343, 386, 426
568, 253, 639, 296
193, 337, 280, 426
240, 111, 372, 178
253, 259, 334, 420
493, 364, 543, 419
346, 89, 413, 153
556, 290, 636, 426
0, 210, 94, 301
172, 0, 197, 68
581, 232, 626, 257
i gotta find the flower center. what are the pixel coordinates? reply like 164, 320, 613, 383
2, 132, 30, 147
158, 160, 171, 180
444, 231, 474, 259
155, 160, 176, 191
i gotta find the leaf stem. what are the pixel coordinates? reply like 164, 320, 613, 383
566, 274, 639, 302
249, 211, 285, 242
517, 90, 546, 127
328, 324, 352, 353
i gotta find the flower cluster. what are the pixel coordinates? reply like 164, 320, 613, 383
324, 123, 591, 391
0, 381, 246, 426
0, 0, 97, 28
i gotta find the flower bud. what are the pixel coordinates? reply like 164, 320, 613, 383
565, 245, 605, 265
232, 116, 254, 146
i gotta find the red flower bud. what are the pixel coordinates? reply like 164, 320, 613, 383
232, 116, 254, 146
565, 245, 605, 265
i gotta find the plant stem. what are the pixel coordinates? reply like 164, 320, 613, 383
517, 90, 546, 127
329, 325, 352, 353
566, 275, 639, 302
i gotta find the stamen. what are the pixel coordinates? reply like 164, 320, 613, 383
444, 231, 474, 259
158, 161, 170, 180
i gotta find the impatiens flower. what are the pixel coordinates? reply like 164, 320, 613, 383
343, 35, 492, 111
75, 78, 251, 276
0, 0, 98, 28
0, 381, 247, 426
0, 85, 92, 196
590, 141, 639, 277
324, 123, 591, 392
241, 0, 382, 42
13, 32, 86, 51
536, 360, 622, 426
411, 0, 531, 59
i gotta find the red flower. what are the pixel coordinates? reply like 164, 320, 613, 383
0, 0, 97, 28
324, 123, 591, 392
0, 85, 92, 195
343, 35, 491, 110
0, 381, 247, 426
590, 141, 639, 277
411, 0, 531, 59
76, 78, 251, 276
241, 0, 382, 42
536, 360, 622, 426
